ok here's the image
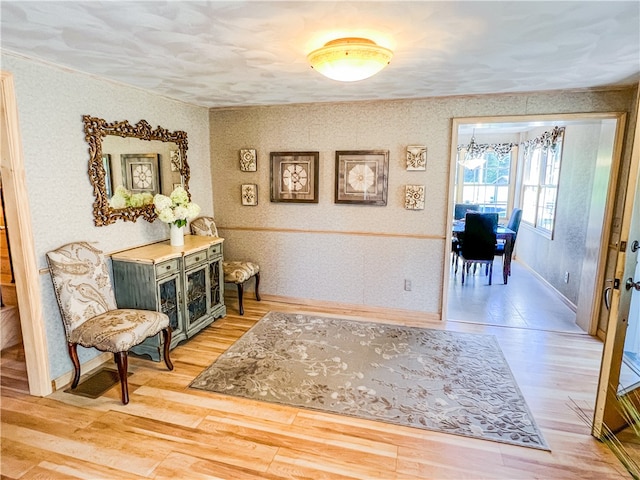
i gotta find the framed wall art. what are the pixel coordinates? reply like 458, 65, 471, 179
405, 185, 425, 210
241, 184, 258, 206
121, 153, 161, 195
335, 150, 389, 205
240, 148, 257, 171
270, 151, 319, 203
406, 145, 427, 170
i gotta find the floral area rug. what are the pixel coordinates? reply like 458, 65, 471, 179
190, 311, 549, 450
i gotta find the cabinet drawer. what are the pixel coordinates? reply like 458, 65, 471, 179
209, 243, 222, 257
155, 259, 180, 277
184, 249, 208, 268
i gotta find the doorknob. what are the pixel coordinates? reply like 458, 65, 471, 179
631, 240, 640, 253
626, 277, 640, 291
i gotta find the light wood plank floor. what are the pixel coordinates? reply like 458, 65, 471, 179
1, 296, 631, 479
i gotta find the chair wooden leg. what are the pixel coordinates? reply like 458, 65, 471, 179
67, 343, 81, 388
114, 351, 129, 405
161, 327, 174, 371
254, 272, 261, 301
237, 282, 245, 315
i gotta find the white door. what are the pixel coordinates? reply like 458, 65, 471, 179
593, 99, 640, 437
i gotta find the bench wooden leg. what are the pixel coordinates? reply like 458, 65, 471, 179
236, 282, 245, 315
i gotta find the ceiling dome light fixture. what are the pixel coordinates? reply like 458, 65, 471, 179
307, 37, 393, 82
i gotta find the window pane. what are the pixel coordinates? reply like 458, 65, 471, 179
537, 186, 557, 231
522, 186, 538, 224
458, 148, 512, 219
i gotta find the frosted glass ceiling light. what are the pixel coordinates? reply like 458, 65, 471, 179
307, 37, 393, 82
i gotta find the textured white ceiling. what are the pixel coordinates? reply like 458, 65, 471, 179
1, 1, 639, 108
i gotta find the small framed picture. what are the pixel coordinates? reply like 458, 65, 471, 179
270, 152, 319, 203
335, 150, 389, 205
406, 145, 427, 170
121, 153, 160, 195
240, 149, 257, 171
241, 184, 258, 206
405, 185, 425, 210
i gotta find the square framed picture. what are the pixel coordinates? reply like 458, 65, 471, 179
241, 184, 258, 206
406, 145, 427, 170
270, 151, 319, 203
240, 148, 257, 171
405, 185, 425, 210
121, 153, 160, 195
335, 150, 389, 205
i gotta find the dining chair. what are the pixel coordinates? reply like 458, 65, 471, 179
47, 242, 173, 404
190, 216, 261, 315
459, 213, 498, 285
495, 208, 522, 278
454, 203, 480, 220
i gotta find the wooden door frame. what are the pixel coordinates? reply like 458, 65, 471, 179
0, 71, 51, 396
593, 87, 640, 437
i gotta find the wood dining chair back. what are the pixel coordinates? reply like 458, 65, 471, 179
47, 242, 174, 404
460, 213, 498, 285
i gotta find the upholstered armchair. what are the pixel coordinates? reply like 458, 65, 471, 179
47, 242, 173, 404
190, 216, 261, 315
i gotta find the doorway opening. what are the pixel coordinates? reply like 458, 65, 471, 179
445, 114, 624, 337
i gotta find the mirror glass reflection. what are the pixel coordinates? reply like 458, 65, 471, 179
84, 115, 190, 226
102, 136, 183, 200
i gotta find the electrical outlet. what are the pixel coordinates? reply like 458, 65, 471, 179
404, 279, 412, 291
564, 272, 570, 283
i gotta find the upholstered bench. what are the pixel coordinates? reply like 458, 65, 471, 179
190, 216, 261, 315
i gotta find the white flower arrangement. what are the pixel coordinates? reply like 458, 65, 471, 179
153, 186, 201, 228
109, 185, 154, 209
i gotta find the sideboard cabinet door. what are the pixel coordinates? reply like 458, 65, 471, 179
111, 236, 226, 361
112, 258, 186, 361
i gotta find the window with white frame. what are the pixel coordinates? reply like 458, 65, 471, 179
454, 142, 517, 220
520, 127, 565, 237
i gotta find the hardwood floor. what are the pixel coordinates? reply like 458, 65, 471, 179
0, 296, 631, 479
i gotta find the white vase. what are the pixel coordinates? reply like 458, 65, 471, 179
169, 224, 184, 247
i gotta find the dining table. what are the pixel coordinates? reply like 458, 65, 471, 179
452, 220, 516, 284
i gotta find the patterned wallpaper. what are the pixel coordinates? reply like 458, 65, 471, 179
2, 53, 212, 380
209, 90, 636, 316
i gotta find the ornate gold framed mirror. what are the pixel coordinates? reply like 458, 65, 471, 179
83, 115, 191, 226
